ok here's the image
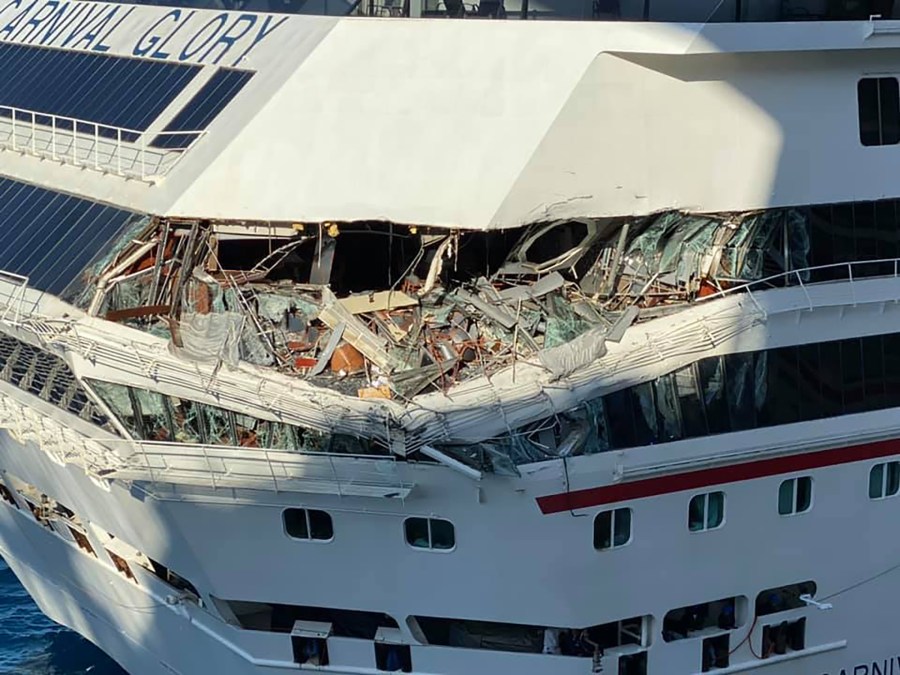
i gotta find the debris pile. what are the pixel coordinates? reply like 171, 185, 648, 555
66, 207, 813, 399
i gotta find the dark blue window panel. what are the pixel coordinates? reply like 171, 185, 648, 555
152, 68, 254, 149
0, 42, 200, 140
0, 177, 139, 295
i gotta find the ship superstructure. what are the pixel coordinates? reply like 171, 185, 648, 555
1, 2, 900, 674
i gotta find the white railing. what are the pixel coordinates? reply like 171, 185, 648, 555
0, 106, 206, 183
111, 440, 414, 499
0, 271, 31, 324
698, 257, 900, 307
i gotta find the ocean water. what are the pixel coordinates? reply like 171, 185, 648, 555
0, 557, 126, 675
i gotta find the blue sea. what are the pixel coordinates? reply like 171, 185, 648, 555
0, 557, 126, 675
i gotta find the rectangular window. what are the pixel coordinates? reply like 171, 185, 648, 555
778, 477, 813, 516
869, 461, 900, 499
688, 492, 725, 532
593, 508, 632, 550
404, 517, 455, 551
859, 77, 900, 146
283, 508, 334, 542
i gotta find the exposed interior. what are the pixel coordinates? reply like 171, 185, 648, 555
68, 201, 900, 404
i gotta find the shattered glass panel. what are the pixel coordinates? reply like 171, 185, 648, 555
724, 352, 756, 432
103, 270, 155, 315
233, 412, 262, 448
64, 216, 154, 309
543, 296, 593, 348
168, 397, 203, 444
259, 421, 297, 451
675, 365, 706, 439
90, 381, 141, 439
198, 404, 236, 446
295, 427, 331, 453
697, 357, 730, 435
654, 374, 682, 442
131, 388, 172, 442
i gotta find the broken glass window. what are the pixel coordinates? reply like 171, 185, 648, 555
697, 356, 730, 435
167, 396, 204, 444
330, 434, 371, 455
295, 426, 331, 453
130, 388, 172, 442
232, 412, 261, 448
89, 381, 143, 439
674, 365, 706, 439
259, 421, 297, 450
198, 403, 236, 446
724, 352, 756, 432
654, 374, 682, 442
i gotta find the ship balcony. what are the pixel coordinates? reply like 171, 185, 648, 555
0, 106, 205, 184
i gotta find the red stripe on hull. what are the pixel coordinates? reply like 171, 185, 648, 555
536, 437, 900, 515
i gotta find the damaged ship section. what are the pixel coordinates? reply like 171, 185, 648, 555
65, 204, 870, 474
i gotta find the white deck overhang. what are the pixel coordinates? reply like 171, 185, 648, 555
0, 5, 899, 228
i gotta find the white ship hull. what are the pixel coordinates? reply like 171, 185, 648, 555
1, 395, 899, 675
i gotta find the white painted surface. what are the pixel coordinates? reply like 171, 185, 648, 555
4, 5, 900, 227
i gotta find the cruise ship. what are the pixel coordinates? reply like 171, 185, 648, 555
2, 0, 900, 673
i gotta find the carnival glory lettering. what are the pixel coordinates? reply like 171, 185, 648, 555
824, 657, 900, 675
0, 0, 288, 66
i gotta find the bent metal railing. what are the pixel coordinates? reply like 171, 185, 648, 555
698, 257, 900, 309
0, 106, 206, 183
0, 271, 30, 325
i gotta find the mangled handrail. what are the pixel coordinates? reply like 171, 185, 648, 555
0, 271, 31, 325
697, 257, 900, 303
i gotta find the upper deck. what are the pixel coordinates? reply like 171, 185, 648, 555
0, 2, 900, 230
62, 0, 900, 23
2, 0, 900, 482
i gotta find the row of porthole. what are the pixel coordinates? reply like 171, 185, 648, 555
283, 509, 456, 551
281, 462, 900, 554
596, 461, 900, 551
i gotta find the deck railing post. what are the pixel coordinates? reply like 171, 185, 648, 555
116, 128, 122, 175
30, 111, 35, 155
10, 110, 15, 152
51, 116, 57, 160
94, 124, 100, 170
